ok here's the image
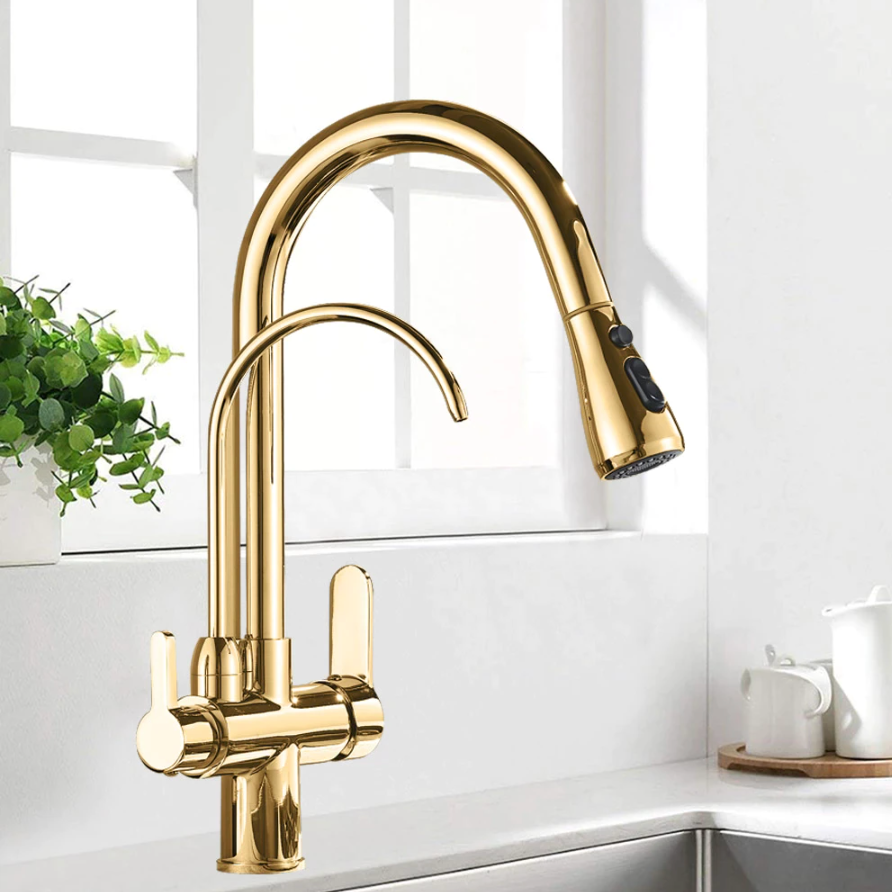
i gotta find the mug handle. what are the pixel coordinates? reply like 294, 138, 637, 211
868, 584, 892, 604
740, 669, 752, 701
803, 668, 832, 719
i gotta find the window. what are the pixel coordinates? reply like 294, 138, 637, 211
0, 1, 625, 552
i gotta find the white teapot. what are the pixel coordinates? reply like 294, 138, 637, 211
741, 645, 831, 759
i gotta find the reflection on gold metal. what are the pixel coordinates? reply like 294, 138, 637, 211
137, 100, 684, 874
137, 305, 464, 873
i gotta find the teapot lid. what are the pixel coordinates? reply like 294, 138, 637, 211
763, 644, 794, 667
749, 644, 830, 684
823, 584, 892, 617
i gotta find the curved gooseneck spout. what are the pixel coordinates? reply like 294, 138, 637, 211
207, 303, 467, 639
222, 100, 684, 663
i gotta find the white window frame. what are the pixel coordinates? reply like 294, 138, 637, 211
0, 0, 616, 554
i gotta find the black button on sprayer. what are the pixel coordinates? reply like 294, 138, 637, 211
609, 324, 634, 348
624, 356, 666, 412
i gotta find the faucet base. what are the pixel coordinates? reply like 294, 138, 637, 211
218, 745, 303, 873
217, 857, 305, 875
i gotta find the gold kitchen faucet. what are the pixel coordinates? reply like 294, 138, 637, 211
136, 101, 684, 874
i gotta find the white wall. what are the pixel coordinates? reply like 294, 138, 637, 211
0, 533, 706, 865
606, 0, 707, 535
708, 1, 892, 747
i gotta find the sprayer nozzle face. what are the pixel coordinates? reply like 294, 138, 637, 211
604, 449, 682, 480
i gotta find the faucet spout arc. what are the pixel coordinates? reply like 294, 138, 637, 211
207, 302, 467, 639
228, 100, 683, 648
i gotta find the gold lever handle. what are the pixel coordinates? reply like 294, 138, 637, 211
137, 631, 187, 772
329, 565, 373, 685
137, 631, 220, 775
151, 630, 178, 711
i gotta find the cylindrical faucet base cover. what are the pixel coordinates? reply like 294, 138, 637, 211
217, 745, 304, 874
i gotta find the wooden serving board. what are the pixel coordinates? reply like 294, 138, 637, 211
718, 743, 892, 778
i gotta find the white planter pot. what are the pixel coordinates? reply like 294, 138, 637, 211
0, 444, 61, 566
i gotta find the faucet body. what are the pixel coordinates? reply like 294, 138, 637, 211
137, 305, 466, 873
137, 101, 683, 874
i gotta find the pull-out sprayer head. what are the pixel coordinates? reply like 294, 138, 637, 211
563, 304, 684, 480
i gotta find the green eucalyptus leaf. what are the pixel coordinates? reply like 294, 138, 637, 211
21, 371, 40, 406
88, 355, 111, 376
0, 316, 6, 337
109, 373, 125, 403
0, 383, 10, 410
78, 337, 99, 362
30, 297, 55, 320
138, 465, 164, 486
71, 373, 102, 408
75, 484, 94, 499
68, 423, 94, 452
132, 491, 155, 505
19, 404, 40, 436
3, 359, 26, 379
86, 409, 116, 438
128, 433, 155, 451
111, 421, 135, 454
5, 315, 28, 339
74, 317, 91, 339
119, 336, 142, 368
144, 331, 160, 352
109, 455, 145, 476
0, 336, 24, 359
38, 397, 65, 431
96, 329, 124, 354
44, 350, 87, 389
52, 432, 80, 470
55, 483, 76, 504
0, 412, 25, 444
0, 287, 20, 309
119, 398, 144, 424
26, 355, 46, 383
69, 468, 94, 489
60, 353, 87, 387
6, 377, 23, 400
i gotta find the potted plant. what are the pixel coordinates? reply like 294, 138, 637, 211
0, 276, 180, 566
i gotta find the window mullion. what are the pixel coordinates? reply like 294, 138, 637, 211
196, 0, 255, 469
393, 159, 411, 468
393, 0, 412, 468
7, 128, 191, 169
0, 0, 11, 275
561, 0, 611, 528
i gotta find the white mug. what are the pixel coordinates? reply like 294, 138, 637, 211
740, 645, 831, 759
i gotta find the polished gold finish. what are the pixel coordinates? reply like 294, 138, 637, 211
225, 100, 683, 645
207, 303, 466, 645
137, 303, 464, 873
138, 100, 685, 874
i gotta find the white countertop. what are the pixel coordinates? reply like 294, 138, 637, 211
4, 758, 892, 892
